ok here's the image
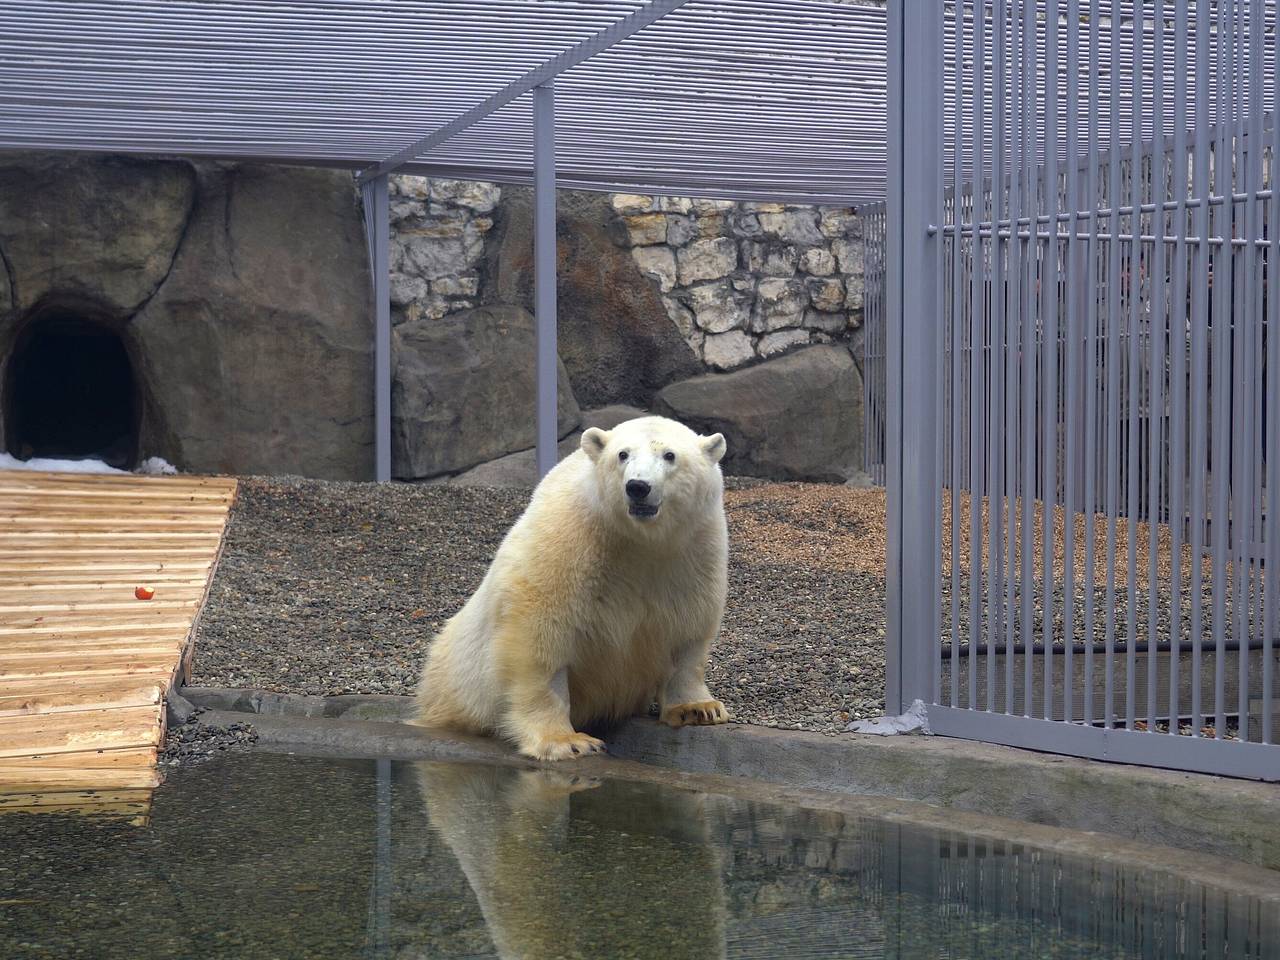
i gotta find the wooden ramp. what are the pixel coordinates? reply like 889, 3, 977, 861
0, 469, 237, 823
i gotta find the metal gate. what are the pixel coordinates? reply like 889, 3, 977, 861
886, 0, 1280, 779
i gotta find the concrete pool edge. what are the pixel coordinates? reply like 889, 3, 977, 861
179, 686, 1280, 882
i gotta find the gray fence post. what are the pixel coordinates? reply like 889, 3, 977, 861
361, 173, 392, 483
885, 0, 942, 715
533, 82, 559, 480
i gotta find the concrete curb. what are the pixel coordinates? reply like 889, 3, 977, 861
181, 686, 1280, 877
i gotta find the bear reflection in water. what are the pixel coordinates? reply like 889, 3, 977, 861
413, 761, 729, 960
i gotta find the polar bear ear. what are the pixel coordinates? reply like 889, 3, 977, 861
581, 428, 610, 461
700, 432, 726, 463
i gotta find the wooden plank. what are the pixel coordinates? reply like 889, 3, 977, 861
0, 645, 185, 667
0, 659, 182, 683
0, 562, 214, 576
0, 572, 211, 585
0, 706, 162, 757
0, 470, 235, 490
0, 682, 162, 717
0, 547, 219, 558
1, 496, 232, 513
0, 533, 224, 544
0, 553, 217, 564
0, 796, 153, 822
0, 788, 157, 809
0, 746, 157, 769
2, 517, 228, 529
0, 597, 200, 615
0, 593, 207, 609
0, 522, 229, 536
0, 674, 169, 698
0, 624, 194, 640
0, 768, 160, 790
0, 471, 236, 815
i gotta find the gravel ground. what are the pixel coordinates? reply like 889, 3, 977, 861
190, 477, 889, 734
159, 711, 258, 768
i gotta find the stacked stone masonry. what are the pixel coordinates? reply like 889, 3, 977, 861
389, 175, 501, 325
609, 194, 864, 370
388, 175, 863, 373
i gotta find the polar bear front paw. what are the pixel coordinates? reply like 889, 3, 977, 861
522, 731, 607, 761
660, 700, 730, 727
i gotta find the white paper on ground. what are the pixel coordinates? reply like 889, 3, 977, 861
846, 699, 932, 736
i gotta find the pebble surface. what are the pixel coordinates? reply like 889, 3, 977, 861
190, 476, 889, 734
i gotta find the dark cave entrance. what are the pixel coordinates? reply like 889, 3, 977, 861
4, 309, 139, 470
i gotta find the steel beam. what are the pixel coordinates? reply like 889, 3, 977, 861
885, 0, 942, 714
361, 173, 392, 483
357, 0, 691, 184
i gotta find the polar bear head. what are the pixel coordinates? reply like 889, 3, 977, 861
580, 416, 726, 530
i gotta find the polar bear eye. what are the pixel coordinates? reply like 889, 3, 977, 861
618, 451, 629, 463
663, 451, 676, 463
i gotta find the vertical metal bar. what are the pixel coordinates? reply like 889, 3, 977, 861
950, 0, 964, 710
887, 0, 944, 715
1082, 0, 1101, 728
1168, 0, 1190, 736
1239, 0, 1264, 742
969, 0, 986, 715
1229, 0, 1246, 742
864, 209, 877, 480
1189, 0, 1211, 739
1265, 0, 1279, 746
1104, 0, 1123, 730
1125, 0, 1143, 732
1006, 0, 1023, 716
361, 174, 392, 484
534, 82, 559, 480
1211, 0, 1232, 740
1019, 0, 1035, 718
990, 0, 1008, 715
1063, 0, 1081, 724
1147, 0, 1167, 732
942, 201, 951, 688
1043, 0, 1061, 721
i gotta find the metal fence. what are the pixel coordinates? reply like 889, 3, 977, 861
861, 201, 889, 485
886, 0, 1280, 779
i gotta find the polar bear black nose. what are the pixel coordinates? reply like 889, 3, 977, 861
625, 479, 651, 500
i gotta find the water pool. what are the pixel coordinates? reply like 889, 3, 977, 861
1, 753, 1275, 959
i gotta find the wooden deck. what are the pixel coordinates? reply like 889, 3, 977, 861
0, 469, 237, 823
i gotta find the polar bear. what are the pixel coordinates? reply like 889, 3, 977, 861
415, 415, 730, 760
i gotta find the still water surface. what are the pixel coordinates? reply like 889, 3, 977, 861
0, 753, 1275, 959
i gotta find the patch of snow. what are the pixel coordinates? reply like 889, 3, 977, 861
0, 453, 181, 476
0, 453, 127, 475
136, 456, 178, 476
846, 699, 932, 736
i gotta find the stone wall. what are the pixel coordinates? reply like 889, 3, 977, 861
609, 195, 863, 370
383, 174, 869, 484
387, 175, 865, 375
388, 175, 499, 326
0, 153, 374, 480
0, 154, 866, 485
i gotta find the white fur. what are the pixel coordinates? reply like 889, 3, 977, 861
415, 415, 731, 760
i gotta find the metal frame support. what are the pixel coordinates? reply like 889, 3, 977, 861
534, 82, 558, 479
885, 0, 943, 714
356, 0, 691, 185
361, 173, 392, 483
